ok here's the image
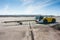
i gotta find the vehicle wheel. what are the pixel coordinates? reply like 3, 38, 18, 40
43, 19, 48, 24
52, 19, 56, 23
19, 22, 22, 25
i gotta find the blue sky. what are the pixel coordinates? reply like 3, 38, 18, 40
0, 0, 60, 16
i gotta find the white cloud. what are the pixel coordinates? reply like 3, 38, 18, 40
0, 5, 17, 15
0, 0, 60, 16
20, 0, 57, 15
21, 0, 33, 4
23, 5, 34, 14
21, 0, 33, 2
0, 5, 9, 15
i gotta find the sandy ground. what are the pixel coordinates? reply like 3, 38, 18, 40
0, 17, 60, 40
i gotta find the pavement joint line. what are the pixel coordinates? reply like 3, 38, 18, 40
29, 22, 35, 40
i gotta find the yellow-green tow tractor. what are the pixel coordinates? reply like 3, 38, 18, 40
35, 16, 56, 24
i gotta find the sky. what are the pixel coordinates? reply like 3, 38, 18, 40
0, 0, 60, 16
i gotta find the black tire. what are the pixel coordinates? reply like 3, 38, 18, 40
52, 19, 56, 23
17, 21, 22, 25
19, 22, 22, 25
43, 19, 48, 24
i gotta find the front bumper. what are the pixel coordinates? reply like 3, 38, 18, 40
36, 19, 43, 24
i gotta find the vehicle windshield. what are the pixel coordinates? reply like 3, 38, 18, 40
36, 16, 44, 21
36, 16, 40, 19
